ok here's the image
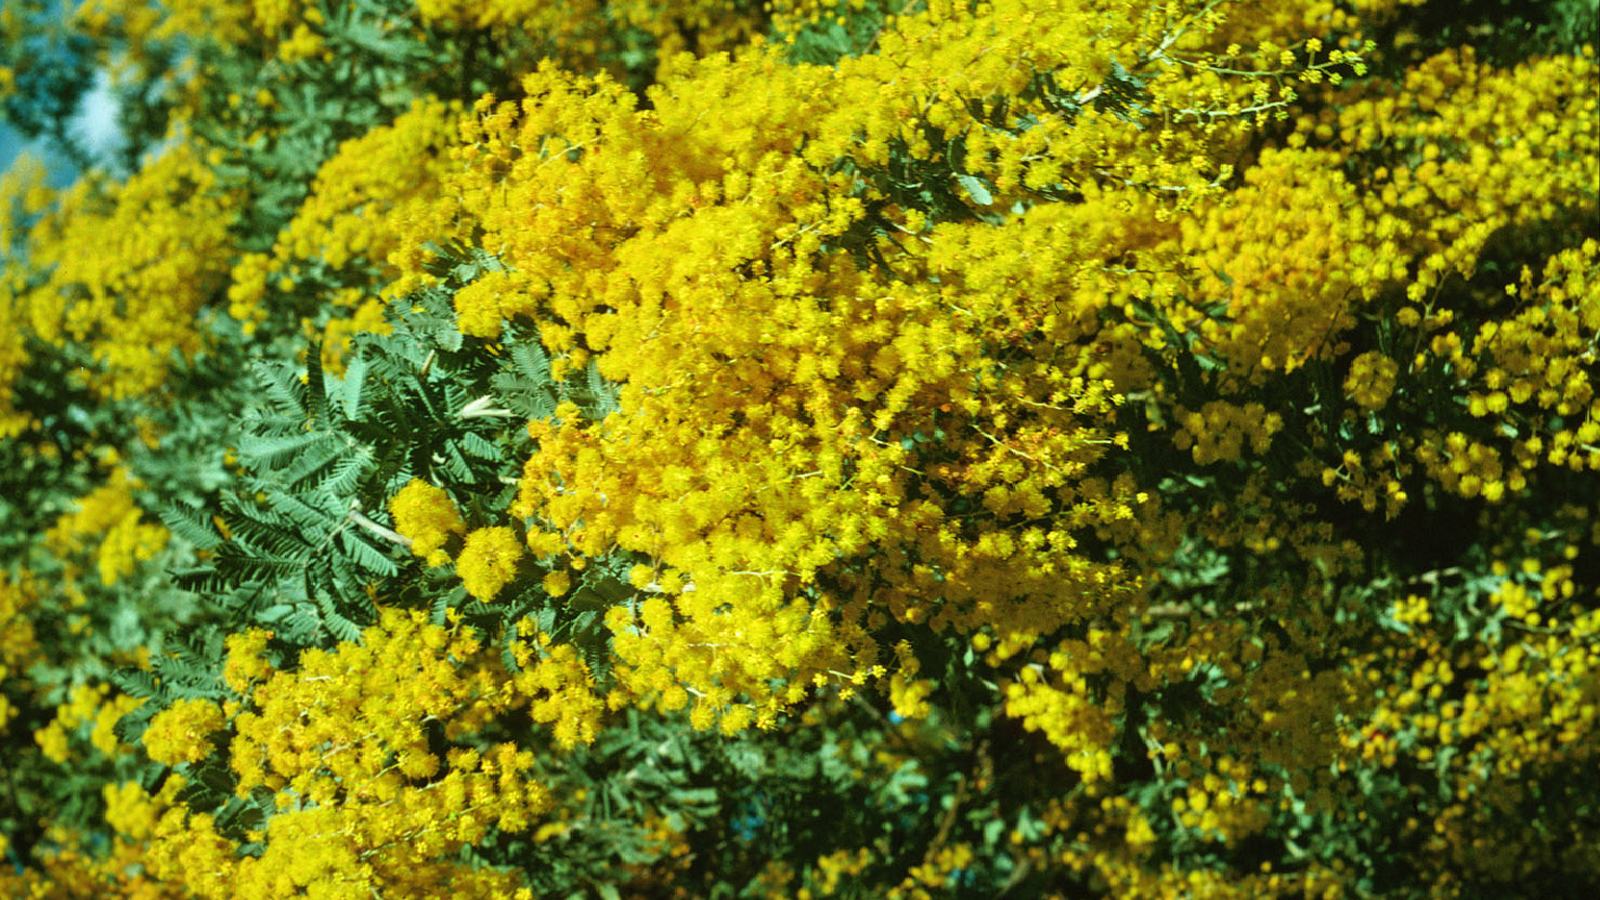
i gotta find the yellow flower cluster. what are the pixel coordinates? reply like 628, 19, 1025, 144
1147, 48, 1599, 517
0, 821, 171, 899
33, 682, 142, 764
886, 640, 934, 721
278, 98, 458, 271
79, 0, 325, 62
187, 11, 1596, 889
0, 300, 27, 437
1004, 666, 1118, 782
1344, 350, 1399, 411
227, 99, 458, 370
1399, 240, 1600, 505
1465, 243, 1599, 470
1172, 400, 1285, 465
456, 526, 524, 600
427, 0, 1328, 727
510, 628, 607, 749
76, 0, 787, 79
222, 628, 275, 693
20, 142, 236, 399
1169, 763, 1275, 843
142, 697, 226, 765
102, 777, 181, 843
1214, 0, 1425, 45
389, 478, 465, 566
417, 0, 775, 66
76, 0, 254, 50
1332, 50, 1596, 301
1177, 147, 1386, 384
0, 572, 39, 734
0, 155, 53, 437
125, 609, 556, 897
44, 467, 169, 587
1345, 542, 1600, 888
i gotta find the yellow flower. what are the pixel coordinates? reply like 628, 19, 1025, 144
542, 570, 572, 598
144, 698, 226, 766
390, 479, 466, 567
223, 629, 276, 693
1345, 351, 1400, 410
457, 527, 524, 600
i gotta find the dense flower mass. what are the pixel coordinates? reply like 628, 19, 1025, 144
0, 0, 1596, 895
142, 697, 224, 765
456, 526, 525, 600
389, 477, 466, 566
17, 142, 236, 399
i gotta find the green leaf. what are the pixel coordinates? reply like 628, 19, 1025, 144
957, 173, 994, 206
158, 502, 223, 551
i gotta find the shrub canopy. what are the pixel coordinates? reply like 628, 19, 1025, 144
1, 0, 1597, 896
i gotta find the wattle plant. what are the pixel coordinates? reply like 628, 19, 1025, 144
2, 0, 1597, 896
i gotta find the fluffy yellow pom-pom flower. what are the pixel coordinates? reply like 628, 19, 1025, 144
390, 479, 466, 567
143, 698, 226, 766
457, 527, 524, 600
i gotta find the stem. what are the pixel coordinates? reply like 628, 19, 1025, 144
348, 507, 412, 549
